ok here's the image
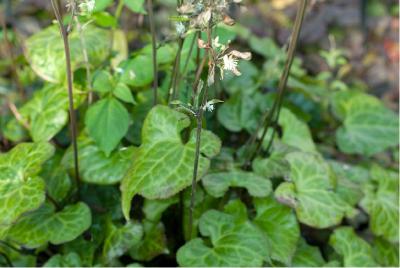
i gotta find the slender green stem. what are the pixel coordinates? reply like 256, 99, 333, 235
50, 0, 81, 193
244, 0, 308, 165
188, 85, 209, 239
147, 0, 158, 106
188, 28, 211, 239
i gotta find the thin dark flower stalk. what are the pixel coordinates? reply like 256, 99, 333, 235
50, 0, 81, 193
188, 86, 208, 239
188, 28, 212, 239
244, 0, 308, 165
147, 0, 158, 106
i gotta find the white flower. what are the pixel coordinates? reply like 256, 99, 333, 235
223, 54, 239, 75
204, 102, 215, 112
175, 22, 186, 37
79, 0, 95, 14
213, 36, 222, 48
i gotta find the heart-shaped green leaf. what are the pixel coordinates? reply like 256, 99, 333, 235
129, 198, 177, 261
252, 152, 290, 179
291, 238, 325, 267
278, 108, 316, 153
335, 92, 399, 156
119, 44, 178, 87
360, 165, 399, 243
202, 170, 272, 198
253, 196, 300, 265
63, 135, 136, 184
43, 252, 82, 267
41, 152, 72, 202
329, 161, 369, 207
129, 221, 169, 262
176, 207, 269, 267
102, 221, 143, 263
372, 238, 399, 267
329, 227, 377, 267
6, 202, 91, 248
217, 91, 259, 132
121, 105, 221, 220
85, 98, 130, 156
5, 84, 85, 142
25, 25, 110, 83
0, 142, 54, 226
114, 82, 135, 104
274, 152, 349, 228
92, 70, 114, 93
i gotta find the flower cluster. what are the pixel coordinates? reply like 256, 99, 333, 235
176, 0, 242, 31
200, 36, 251, 85
66, 0, 95, 15
79, 0, 95, 14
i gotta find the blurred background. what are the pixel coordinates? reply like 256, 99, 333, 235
1, 0, 398, 108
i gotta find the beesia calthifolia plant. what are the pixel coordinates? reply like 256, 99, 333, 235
1, 0, 398, 267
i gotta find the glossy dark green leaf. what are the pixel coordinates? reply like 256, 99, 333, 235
92, 70, 114, 93
217, 91, 259, 132
114, 82, 135, 104
85, 98, 130, 156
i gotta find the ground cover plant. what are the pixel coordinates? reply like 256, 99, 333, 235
0, 0, 399, 267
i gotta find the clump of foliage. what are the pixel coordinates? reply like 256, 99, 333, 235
0, 0, 399, 267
